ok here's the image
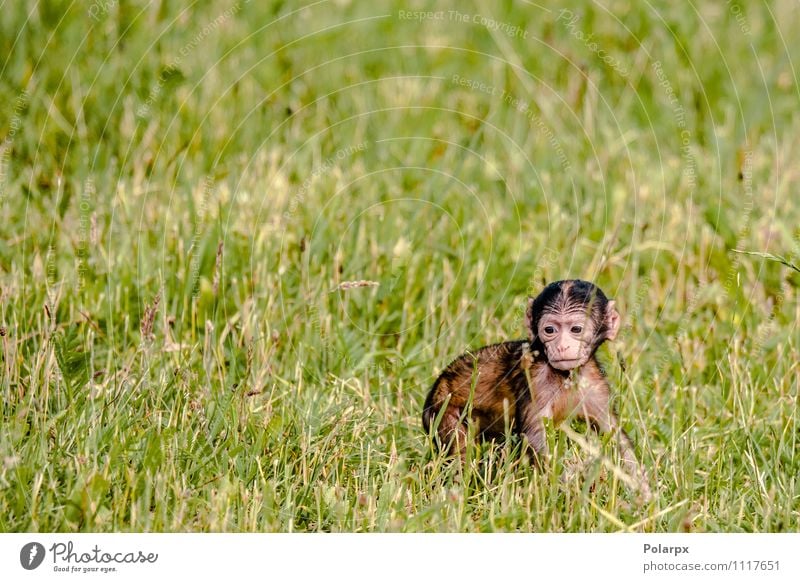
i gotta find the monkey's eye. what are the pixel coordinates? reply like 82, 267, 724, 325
570, 326, 583, 334
544, 326, 555, 334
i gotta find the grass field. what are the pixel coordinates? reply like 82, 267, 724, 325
1, 1, 799, 532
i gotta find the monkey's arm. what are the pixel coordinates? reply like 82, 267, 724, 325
516, 397, 550, 465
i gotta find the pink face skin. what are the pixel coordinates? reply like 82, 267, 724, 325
536, 301, 620, 371
537, 312, 597, 370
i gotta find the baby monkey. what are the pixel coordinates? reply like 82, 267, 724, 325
423, 279, 650, 499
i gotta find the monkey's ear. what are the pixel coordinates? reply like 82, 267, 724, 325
604, 300, 621, 341
525, 297, 536, 341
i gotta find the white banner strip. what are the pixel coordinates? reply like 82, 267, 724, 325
2, 533, 798, 581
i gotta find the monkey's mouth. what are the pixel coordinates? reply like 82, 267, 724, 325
550, 358, 583, 369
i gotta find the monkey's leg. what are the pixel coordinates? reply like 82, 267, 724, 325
615, 425, 652, 502
579, 397, 652, 501
437, 405, 469, 461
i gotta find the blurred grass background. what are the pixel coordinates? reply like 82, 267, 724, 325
0, 0, 798, 531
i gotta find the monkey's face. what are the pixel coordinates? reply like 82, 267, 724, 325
536, 313, 597, 370
526, 280, 622, 370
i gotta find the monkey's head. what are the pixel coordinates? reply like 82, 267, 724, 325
525, 279, 620, 371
